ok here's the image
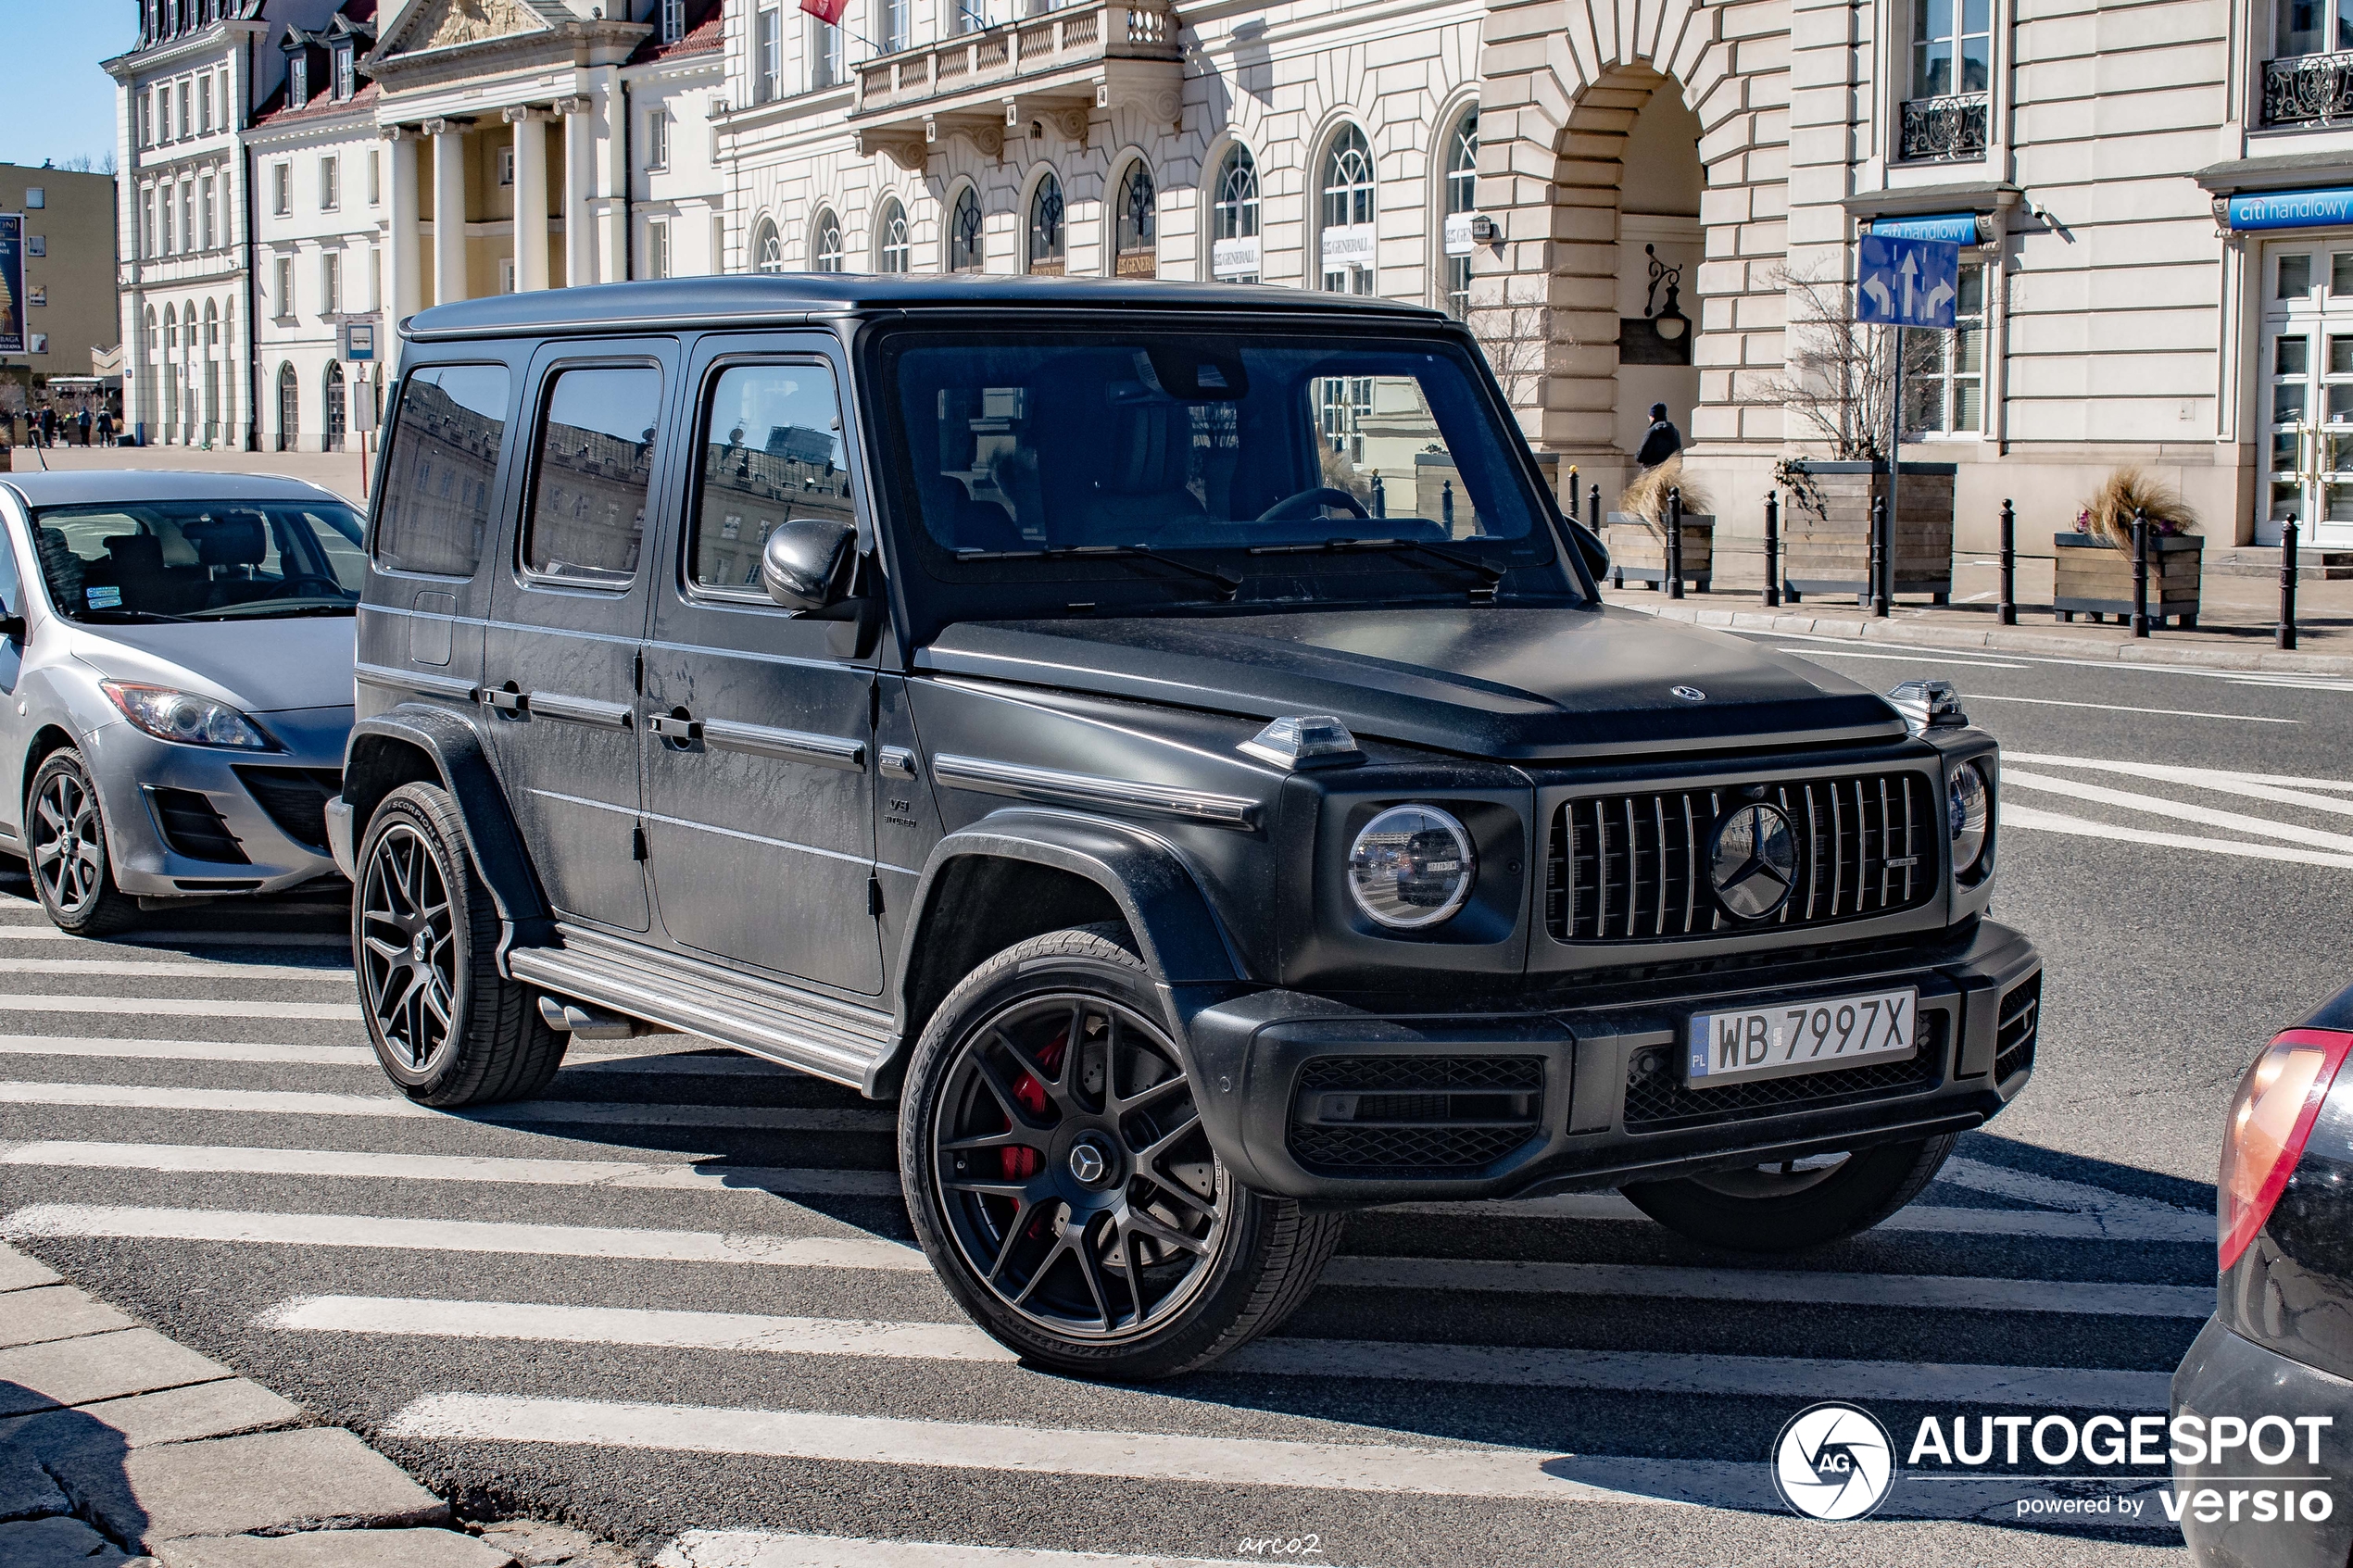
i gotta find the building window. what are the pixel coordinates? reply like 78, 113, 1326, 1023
1114, 161, 1155, 278
875, 197, 910, 272
880, 0, 909, 52
181, 182, 195, 256
219, 68, 233, 130
139, 189, 154, 258
369, 245, 383, 308
2266, 0, 2353, 123
179, 81, 192, 138
289, 55, 308, 109
321, 156, 340, 211
756, 6, 782, 100
200, 74, 213, 132
1902, 0, 1992, 159
368, 150, 381, 206
753, 218, 784, 272
661, 0, 686, 41
139, 93, 152, 146
497, 145, 515, 186
322, 250, 342, 314
1026, 173, 1064, 276
647, 219, 672, 279
1210, 144, 1260, 283
201, 177, 216, 250
334, 44, 354, 100
275, 254, 295, 317
1904, 259, 1987, 433
273, 162, 291, 216
949, 186, 984, 271
1441, 107, 1478, 320
811, 208, 843, 271
645, 108, 669, 170
950, 0, 983, 31
499, 256, 518, 293
808, 12, 841, 90
1319, 124, 1376, 295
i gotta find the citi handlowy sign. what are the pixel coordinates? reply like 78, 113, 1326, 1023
2226, 187, 2353, 231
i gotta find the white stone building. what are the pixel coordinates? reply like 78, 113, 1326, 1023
623, 2, 728, 280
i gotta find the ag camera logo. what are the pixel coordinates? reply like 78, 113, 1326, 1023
1773, 1401, 1896, 1522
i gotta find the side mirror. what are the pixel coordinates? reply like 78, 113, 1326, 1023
0, 612, 25, 643
1569, 521, 1609, 583
760, 518, 858, 612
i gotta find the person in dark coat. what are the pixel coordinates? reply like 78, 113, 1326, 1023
1635, 402, 1682, 469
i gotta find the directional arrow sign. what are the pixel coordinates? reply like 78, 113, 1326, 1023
1856, 233, 1961, 329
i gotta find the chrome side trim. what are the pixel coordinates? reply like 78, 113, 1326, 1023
931, 754, 1261, 830
525, 692, 635, 730
356, 663, 478, 704
700, 717, 866, 771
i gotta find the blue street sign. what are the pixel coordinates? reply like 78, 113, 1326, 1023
2224, 188, 2353, 232
1865, 212, 1982, 245
1856, 232, 1961, 330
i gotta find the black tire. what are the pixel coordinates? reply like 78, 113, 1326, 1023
27, 749, 139, 936
1620, 1134, 1957, 1253
355, 781, 563, 1107
900, 923, 1343, 1380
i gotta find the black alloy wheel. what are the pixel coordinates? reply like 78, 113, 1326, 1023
1621, 1134, 1958, 1252
359, 816, 459, 1083
27, 750, 137, 935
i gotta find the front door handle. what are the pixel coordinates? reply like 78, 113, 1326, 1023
648, 712, 701, 742
486, 684, 527, 715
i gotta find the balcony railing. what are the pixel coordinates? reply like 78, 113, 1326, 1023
2265, 51, 2353, 127
1899, 93, 1990, 162
848, 0, 1181, 169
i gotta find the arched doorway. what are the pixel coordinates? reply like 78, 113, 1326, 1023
277, 362, 298, 452
323, 360, 346, 452
1612, 78, 1703, 458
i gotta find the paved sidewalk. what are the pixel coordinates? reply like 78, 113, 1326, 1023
0, 1243, 538, 1568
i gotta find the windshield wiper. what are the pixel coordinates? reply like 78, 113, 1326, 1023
1248, 536, 1508, 594
956, 544, 1242, 602
185, 601, 358, 621
70, 608, 192, 624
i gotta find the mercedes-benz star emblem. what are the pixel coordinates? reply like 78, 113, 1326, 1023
1067, 1141, 1107, 1185
1671, 685, 1707, 702
1710, 803, 1799, 920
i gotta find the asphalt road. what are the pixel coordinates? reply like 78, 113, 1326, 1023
3, 634, 2347, 1568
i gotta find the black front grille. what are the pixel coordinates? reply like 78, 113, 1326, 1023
1994, 972, 2042, 1084
148, 787, 248, 864
233, 766, 342, 853
1289, 1055, 1544, 1175
1547, 771, 1938, 944
1623, 1010, 1949, 1134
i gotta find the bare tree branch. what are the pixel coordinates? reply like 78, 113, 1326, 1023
1754, 263, 1899, 463
1467, 302, 1554, 417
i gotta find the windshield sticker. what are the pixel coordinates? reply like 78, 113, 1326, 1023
84, 585, 121, 608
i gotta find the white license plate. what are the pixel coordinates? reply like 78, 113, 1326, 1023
1685, 988, 1919, 1088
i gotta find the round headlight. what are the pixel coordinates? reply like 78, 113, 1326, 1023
1949, 760, 1991, 879
1348, 804, 1476, 929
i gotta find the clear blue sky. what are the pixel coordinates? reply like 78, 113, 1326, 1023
0, 4, 134, 172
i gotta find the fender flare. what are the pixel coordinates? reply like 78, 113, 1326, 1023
343, 706, 552, 954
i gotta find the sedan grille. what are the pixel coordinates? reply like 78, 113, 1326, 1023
233, 767, 342, 854
1288, 1056, 1544, 1175
1546, 771, 1937, 944
1623, 1010, 1949, 1134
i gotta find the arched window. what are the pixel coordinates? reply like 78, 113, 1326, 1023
811, 208, 843, 271
1319, 123, 1376, 295
1114, 160, 1155, 278
1441, 107, 1478, 320
1026, 172, 1064, 276
324, 360, 346, 452
163, 303, 177, 353
752, 218, 784, 274
203, 298, 219, 351
276, 362, 298, 453
948, 185, 984, 272
875, 197, 911, 272
1211, 144, 1259, 282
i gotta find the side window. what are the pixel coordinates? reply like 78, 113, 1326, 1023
522, 366, 663, 587
375, 364, 510, 577
688, 363, 852, 596
0, 522, 22, 616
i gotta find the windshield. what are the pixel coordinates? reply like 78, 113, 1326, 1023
882, 329, 1573, 608
30, 501, 365, 623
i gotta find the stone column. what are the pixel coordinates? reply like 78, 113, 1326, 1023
556, 95, 592, 286
384, 128, 422, 320
506, 107, 550, 291
425, 117, 470, 305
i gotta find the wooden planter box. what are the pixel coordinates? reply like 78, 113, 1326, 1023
1780, 461, 1956, 604
2053, 532, 2202, 628
1604, 512, 1714, 590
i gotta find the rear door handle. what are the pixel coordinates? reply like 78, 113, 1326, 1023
648, 713, 701, 742
486, 686, 526, 714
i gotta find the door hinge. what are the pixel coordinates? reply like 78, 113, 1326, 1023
631, 824, 648, 861
866, 874, 885, 917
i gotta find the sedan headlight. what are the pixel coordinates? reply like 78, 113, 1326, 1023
100, 682, 271, 749
1949, 760, 1991, 879
1347, 804, 1476, 928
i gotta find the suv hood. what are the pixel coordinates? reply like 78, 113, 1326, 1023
60, 616, 357, 714
916, 605, 1906, 760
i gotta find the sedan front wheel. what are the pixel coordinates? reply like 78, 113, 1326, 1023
27, 750, 137, 935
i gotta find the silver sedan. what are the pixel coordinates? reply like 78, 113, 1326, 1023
0, 470, 359, 932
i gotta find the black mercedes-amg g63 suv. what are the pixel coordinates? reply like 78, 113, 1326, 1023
330, 275, 2042, 1381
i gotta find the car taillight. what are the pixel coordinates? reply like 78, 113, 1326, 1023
2220, 1028, 2353, 1270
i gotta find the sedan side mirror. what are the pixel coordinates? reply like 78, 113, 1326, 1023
0, 612, 25, 643
760, 518, 858, 612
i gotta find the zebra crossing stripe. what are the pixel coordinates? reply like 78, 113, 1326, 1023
0, 1082, 893, 1131
0, 1037, 803, 1076
2002, 804, 2353, 872
659, 1530, 1356, 1568
0, 994, 361, 1021
0, 1142, 904, 1198
2002, 769, 2353, 853
1392, 1191, 2212, 1242
261, 1297, 1006, 1361
0, 927, 346, 947
1, 1205, 930, 1272
0, 958, 344, 981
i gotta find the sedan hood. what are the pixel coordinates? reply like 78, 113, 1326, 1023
916, 605, 1905, 759
61, 616, 357, 714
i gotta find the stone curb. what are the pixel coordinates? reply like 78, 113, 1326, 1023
1608, 597, 2353, 675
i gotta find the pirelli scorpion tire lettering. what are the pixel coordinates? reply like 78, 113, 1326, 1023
900, 922, 1344, 1380
355, 782, 564, 1108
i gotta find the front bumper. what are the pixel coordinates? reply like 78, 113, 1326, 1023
85, 714, 347, 897
2172, 1315, 2353, 1568
1176, 918, 2041, 1203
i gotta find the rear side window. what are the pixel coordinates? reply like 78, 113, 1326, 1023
374, 364, 510, 577
688, 363, 853, 596
522, 366, 663, 588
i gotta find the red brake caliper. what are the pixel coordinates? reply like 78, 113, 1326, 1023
1000, 1028, 1068, 1186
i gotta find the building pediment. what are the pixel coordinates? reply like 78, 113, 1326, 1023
376, 0, 552, 60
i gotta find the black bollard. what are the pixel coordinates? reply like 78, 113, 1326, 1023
1667, 486, 1685, 600
2282, 515, 2301, 651
1998, 498, 2016, 626
1763, 491, 1780, 608
1869, 496, 1887, 617
2131, 507, 2151, 638
1588, 482, 1601, 536
1371, 473, 1386, 519
1441, 479, 1454, 535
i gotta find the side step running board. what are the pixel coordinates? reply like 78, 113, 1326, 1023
509, 926, 899, 1094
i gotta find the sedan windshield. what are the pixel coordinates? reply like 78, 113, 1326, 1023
30, 501, 365, 623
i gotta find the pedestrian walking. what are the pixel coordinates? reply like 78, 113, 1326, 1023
74, 408, 90, 447
95, 408, 113, 447
1635, 401, 1682, 470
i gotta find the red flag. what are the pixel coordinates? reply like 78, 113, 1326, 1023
800, 0, 849, 24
